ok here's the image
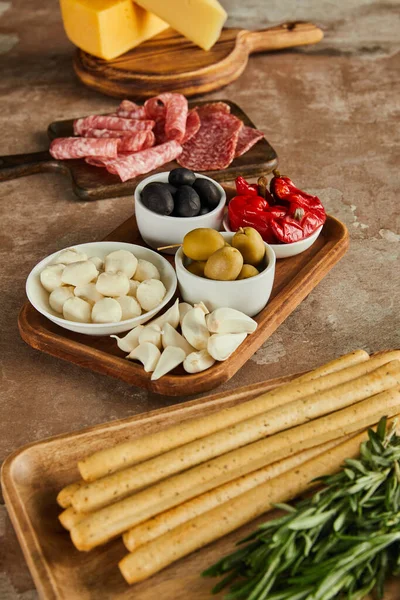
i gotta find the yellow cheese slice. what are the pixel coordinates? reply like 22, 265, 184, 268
60, 0, 169, 60
134, 0, 227, 51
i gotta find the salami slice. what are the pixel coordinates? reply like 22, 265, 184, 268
235, 126, 264, 158
178, 108, 242, 171
73, 116, 155, 135
116, 100, 147, 120
49, 137, 119, 160
119, 131, 155, 153
182, 109, 201, 144
144, 93, 188, 143
86, 141, 182, 182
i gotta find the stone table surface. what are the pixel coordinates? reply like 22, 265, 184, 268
0, 0, 399, 597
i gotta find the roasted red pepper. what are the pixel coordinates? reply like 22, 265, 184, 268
235, 176, 259, 196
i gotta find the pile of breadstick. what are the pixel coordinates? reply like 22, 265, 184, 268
56, 349, 400, 585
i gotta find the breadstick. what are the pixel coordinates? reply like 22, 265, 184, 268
59, 507, 88, 531
122, 436, 349, 552
294, 349, 369, 382
56, 481, 84, 509
70, 386, 400, 551
72, 361, 400, 512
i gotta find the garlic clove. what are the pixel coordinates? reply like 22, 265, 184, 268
116, 296, 142, 320
53, 248, 87, 265
96, 272, 130, 297
40, 264, 65, 292
181, 307, 210, 350
61, 261, 98, 287
88, 256, 104, 271
183, 349, 216, 373
162, 323, 195, 355
74, 283, 104, 305
127, 342, 161, 373
207, 332, 247, 361
104, 250, 138, 279
178, 302, 192, 327
92, 298, 122, 323
136, 279, 166, 312
151, 298, 180, 330
127, 280, 140, 298
49, 286, 75, 313
133, 259, 161, 282
206, 308, 258, 334
63, 297, 92, 323
194, 301, 210, 315
138, 324, 162, 350
151, 346, 186, 381
111, 325, 144, 353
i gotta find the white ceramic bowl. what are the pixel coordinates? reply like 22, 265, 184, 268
26, 241, 177, 336
175, 232, 276, 317
135, 172, 226, 254
222, 214, 323, 259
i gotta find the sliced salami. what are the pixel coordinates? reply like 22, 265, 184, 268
144, 93, 188, 143
86, 141, 182, 182
182, 109, 201, 144
49, 137, 119, 160
80, 129, 132, 139
119, 131, 155, 153
116, 100, 147, 120
73, 116, 155, 135
178, 107, 242, 171
235, 126, 264, 158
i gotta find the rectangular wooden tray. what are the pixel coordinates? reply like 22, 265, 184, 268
18, 208, 349, 396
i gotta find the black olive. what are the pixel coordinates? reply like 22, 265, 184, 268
199, 206, 209, 215
164, 183, 177, 196
192, 178, 221, 210
168, 167, 196, 187
174, 186, 201, 217
141, 182, 174, 216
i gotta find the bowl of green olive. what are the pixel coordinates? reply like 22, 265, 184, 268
134, 168, 226, 254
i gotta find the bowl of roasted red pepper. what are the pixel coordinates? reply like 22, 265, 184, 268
224, 171, 326, 258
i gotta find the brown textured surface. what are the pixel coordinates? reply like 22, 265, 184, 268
0, 0, 399, 598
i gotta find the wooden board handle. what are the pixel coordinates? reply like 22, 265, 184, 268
244, 22, 324, 54
0, 151, 62, 182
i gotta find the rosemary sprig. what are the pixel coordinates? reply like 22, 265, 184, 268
203, 417, 400, 600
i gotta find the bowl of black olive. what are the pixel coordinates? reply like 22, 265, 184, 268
134, 168, 226, 254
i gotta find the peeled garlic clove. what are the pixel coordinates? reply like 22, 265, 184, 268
162, 323, 195, 355
40, 264, 65, 292
63, 297, 92, 323
194, 301, 210, 315
133, 259, 161, 282
136, 279, 166, 312
138, 324, 162, 349
111, 325, 144, 352
207, 332, 247, 361
128, 280, 140, 298
53, 248, 87, 265
74, 283, 104, 305
206, 308, 258, 334
104, 250, 138, 278
152, 298, 180, 330
88, 256, 103, 271
61, 261, 98, 287
49, 286, 74, 313
116, 296, 142, 320
92, 298, 122, 323
181, 307, 210, 350
151, 346, 186, 381
96, 272, 130, 297
183, 349, 216, 373
178, 302, 192, 327
127, 342, 161, 372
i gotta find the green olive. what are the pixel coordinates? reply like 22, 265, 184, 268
182, 228, 225, 261
232, 227, 265, 266
237, 264, 259, 279
204, 247, 243, 281
186, 260, 206, 277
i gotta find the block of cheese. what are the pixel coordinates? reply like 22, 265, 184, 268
60, 0, 169, 60
134, 0, 227, 51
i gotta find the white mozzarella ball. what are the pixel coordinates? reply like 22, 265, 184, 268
136, 279, 166, 312
63, 297, 92, 323
105, 250, 138, 279
95, 272, 130, 297
53, 248, 87, 265
40, 264, 65, 292
88, 256, 104, 271
49, 286, 75, 313
128, 280, 140, 298
92, 298, 122, 323
74, 283, 104, 305
133, 259, 161, 282
61, 261, 98, 287
116, 296, 142, 320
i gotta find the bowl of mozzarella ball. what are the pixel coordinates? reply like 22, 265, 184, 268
26, 242, 177, 335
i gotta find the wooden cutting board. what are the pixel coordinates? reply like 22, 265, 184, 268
74, 22, 324, 99
0, 100, 277, 200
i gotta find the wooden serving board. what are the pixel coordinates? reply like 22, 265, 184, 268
18, 203, 349, 396
0, 100, 277, 201
74, 22, 324, 99
2, 364, 398, 600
